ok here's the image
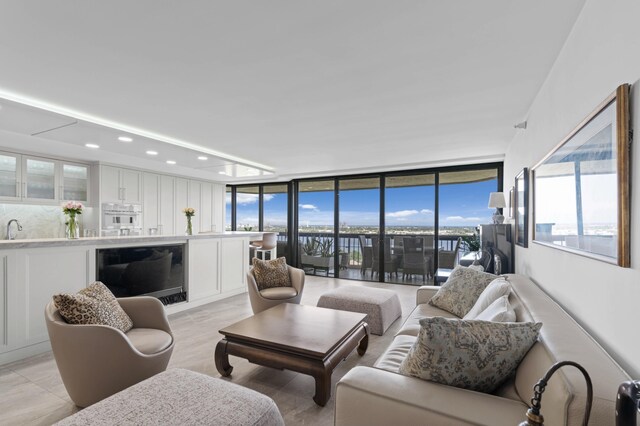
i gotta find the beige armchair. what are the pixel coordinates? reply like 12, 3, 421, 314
45, 296, 174, 407
247, 266, 305, 313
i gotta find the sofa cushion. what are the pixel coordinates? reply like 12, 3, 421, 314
53, 281, 133, 333
252, 257, 291, 290
463, 277, 511, 319
429, 266, 496, 317
260, 286, 298, 300
395, 303, 458, 337
399, 316, 541, 393
126, 328, 173, 355
474, 295, 516, 322
374, 335, 417, 372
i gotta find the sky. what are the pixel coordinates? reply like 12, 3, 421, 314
230, 178, 498, 228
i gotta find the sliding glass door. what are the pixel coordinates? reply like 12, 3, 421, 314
298, 180, 335, 276
384, 174, 436, 285
437, 169, 498, 272
338, 177, 380, 281
263, 184, 289, 261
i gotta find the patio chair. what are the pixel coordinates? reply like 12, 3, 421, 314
439, 237, 462, 269
358, 235, 373, 276
371, 236, 400, 278
402, 237, 430, 283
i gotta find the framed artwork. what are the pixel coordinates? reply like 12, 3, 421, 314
532, 84, 630, 267
508, 186, 515, 218
514, 169, 528, 247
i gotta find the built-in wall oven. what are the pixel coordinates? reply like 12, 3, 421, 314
101, 203, 143, 236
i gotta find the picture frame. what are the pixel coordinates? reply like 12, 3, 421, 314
508, 186, 515, 219
514, 169, 528, 247
531, 84, 630, 267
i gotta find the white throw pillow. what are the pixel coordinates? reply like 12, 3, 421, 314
463, 278, 511, 319
474, 295, 516, 322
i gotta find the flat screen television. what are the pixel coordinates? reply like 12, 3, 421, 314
96, 244, 186, 305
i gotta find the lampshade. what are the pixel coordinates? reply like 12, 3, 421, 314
488, 192, 506, 209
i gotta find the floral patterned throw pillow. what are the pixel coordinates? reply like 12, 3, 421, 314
53, 281, 133, 333
252, 257, 291, 290
399, 316, 541, 393
429, 266, 497, 317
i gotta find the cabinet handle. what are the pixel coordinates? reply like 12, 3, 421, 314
122, 187, 126, 201
59, 185, 63, 200
15, 182, 20, 198
22, 182, 26, 198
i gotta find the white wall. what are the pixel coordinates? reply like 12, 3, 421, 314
504, 0, 640, 377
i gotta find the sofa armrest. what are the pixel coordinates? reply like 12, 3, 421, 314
336, 367, 527, 426
117, 296, 172, 335
416, 285, 439, 305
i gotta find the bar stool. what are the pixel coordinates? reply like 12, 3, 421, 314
251, 232, 278, 260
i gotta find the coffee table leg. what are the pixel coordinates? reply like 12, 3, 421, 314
214, 339, 233, 377
357, 323, 369, 356
313, 367, 332, 407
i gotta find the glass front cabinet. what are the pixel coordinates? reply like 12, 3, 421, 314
0, 151, 90, 204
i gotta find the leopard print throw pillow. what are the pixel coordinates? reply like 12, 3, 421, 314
53, 281, 133, 333
252, 257, 291, 291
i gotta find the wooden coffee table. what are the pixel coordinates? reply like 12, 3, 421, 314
214, 303, 369, 406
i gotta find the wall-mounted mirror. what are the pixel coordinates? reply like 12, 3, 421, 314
532, 84, 630, 267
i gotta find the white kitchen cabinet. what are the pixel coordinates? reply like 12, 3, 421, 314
200, 182, 213, 233
142, 173, 160, 232
0, 153, 21, 201
220, 238, 248, 294
61, 162, 90, 203
213, 184, 226, 233
174, 178, 189, 235
159, 175, 175, 235
0, 150, 90, 204
0, 246, 93, 358
100, 166, 141, 204
187, 238, 220, 301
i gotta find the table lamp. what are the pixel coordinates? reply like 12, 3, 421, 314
488, 192, 506, 224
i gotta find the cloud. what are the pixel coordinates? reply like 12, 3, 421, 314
446, 216, 481, 222
236, 193, 259, 205
420, 209, 433, 214
263, 194, 275, 202
299, 204, 318, 211
386, 209, 418, 218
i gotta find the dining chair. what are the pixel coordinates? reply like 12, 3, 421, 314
402, 237, 429, 283
358, 235, 373, 276
371, 236, 400, 278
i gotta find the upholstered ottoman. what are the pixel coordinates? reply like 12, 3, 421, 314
55, 368, 284, 426
317, 286, 401, 335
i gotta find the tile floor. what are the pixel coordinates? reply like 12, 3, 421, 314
0, 275, 418, 425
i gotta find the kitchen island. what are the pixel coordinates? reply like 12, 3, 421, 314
0, 231, 264, 366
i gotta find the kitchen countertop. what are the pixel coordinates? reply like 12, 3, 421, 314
0, 231, 265, 249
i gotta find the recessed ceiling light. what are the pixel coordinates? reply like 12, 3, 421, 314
219, 171, 227, 175
166, 160, 176, 165
146, 150, 158, 156
85, 143, 100, 149
118, 136, 133, 142
263, 171, 274, 175
197, 156, 208, 161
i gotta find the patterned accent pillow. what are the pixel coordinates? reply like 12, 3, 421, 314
252, 257, 291, 291
399, 317, 541, 392
53, 281, 134, 333
429, 266, 497, 317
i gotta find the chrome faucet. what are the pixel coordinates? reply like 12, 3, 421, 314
6, 219, 22, 240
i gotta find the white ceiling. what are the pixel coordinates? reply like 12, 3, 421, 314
0, 1, 586, 182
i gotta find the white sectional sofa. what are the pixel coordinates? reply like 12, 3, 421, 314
335, 274, 630, 426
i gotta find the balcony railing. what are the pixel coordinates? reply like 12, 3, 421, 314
274, 232, 471, 269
